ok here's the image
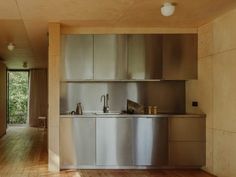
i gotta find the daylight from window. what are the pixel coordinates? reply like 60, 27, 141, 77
8, 71, 29, 124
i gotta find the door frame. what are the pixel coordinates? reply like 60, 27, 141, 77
7, 69, 30, 125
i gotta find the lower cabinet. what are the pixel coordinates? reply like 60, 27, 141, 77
132, 118, 168, 166
60, 118, 96, 167
60, 116, 205, 168
96, 117, 168, 166
169, 142, 205, 166
96, 118, 133, 166
168, 117, 206, 166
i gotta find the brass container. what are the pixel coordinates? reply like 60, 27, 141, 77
152, 106, 158, 115
147, 106, 152, 114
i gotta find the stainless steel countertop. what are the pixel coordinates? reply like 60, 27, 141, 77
60, 113, 205, 118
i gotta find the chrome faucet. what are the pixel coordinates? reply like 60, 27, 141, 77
101, 94, 109, 113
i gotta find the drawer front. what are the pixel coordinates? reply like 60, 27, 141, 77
168, 117, 206, 141
169, 142, 206, 166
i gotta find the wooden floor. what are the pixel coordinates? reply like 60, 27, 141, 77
0, 126, 215, 177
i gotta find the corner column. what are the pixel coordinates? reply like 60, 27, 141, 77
48, 23, 60, 172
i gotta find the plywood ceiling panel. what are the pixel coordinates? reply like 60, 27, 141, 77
16, 0, 236, 27
0, 20, 46, 69
0, 0, 236, 69
0, 0, 21, 19
22, 20, 48, 67
112, 0, 236, 27
16, 0, 136, 21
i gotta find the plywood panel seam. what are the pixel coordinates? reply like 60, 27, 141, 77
213, 128, 236, 134
198, 47, 236, 60
14, 0, 36, 61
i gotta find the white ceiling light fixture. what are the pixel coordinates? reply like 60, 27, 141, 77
161, 2, 176, 17
7, 43, 15, 51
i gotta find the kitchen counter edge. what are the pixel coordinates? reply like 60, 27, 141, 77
60, 113, 206, 118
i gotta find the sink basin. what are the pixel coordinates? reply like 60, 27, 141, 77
95, 112, 121, 115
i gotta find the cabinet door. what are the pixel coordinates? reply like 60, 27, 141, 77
162, 34, 197, 80
127, 35, 162, 79
133, 118, 168, 166
61, 35, 93, 80
60, 118, 96, 167
94, 35, 127, 80
96, 118, 133, 165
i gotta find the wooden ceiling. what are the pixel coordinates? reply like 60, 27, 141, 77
1, 0, 236, 69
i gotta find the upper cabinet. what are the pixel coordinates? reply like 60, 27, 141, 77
127, 35, 162, 80
162, 34, 197, 80
94, 35, 127, 80
60, 34, 197, 81
61, 35, 93, 80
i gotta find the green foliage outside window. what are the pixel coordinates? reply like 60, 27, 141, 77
8, 72, 29, 124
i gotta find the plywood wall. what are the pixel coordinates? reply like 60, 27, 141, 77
186, 8, 236, 177
0, 62, 7, 137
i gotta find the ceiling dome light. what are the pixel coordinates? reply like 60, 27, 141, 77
161, 2, 176, 17
7, 43, 15, 51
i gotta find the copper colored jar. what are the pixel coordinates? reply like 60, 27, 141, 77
152, 106, 158, 115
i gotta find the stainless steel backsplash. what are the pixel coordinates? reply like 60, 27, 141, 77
60, 81, 185, 114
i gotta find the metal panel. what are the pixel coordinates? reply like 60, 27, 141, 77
61, 35, 93, 80
96, 118, 133, 166
94, 35, 127, 80
168, 117, 206, 167
127, 34, 162, 79
133, 118, 168, 166
60, 118, 96, 167
168, 117, 206, 141
169, 142, 206, 166
162, 34, 198, 80
60, 81, 185, 114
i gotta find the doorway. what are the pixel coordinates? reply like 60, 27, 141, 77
7, 71, 29, 125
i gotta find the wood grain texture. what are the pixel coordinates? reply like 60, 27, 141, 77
15, 0, 236, 27
0, 126, 216, 177
48, 23, 60, 172
1, 0, 236, 69
0, 20, 44, 69
187, 8, 236, 176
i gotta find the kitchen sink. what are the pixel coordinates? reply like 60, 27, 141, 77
95, 112, 121, 115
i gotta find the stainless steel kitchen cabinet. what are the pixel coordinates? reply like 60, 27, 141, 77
96, 117, 168, 166
133, 118, 168, 166
94, 35, 127, 80
60, 118, 96, 168
96, 118, 133, 166
168, 117, 206, 166
61, 34, 197, 81
127, 35, 162, 79
168, 117, 206, 141
61, 35, 94, 80
169, 141, 205, 166
162, 34, 198, 80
